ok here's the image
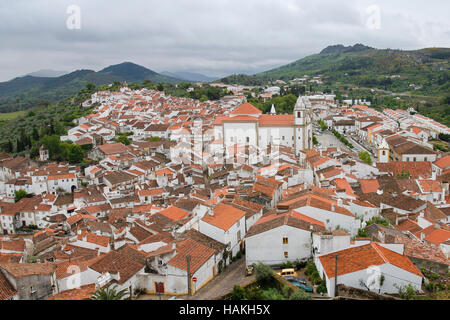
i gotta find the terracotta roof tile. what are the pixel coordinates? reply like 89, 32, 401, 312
201, 203, 246, 231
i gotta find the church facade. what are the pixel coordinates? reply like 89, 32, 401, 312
213, 96, 313, 159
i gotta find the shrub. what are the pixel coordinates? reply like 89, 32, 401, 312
289, 289, 313, 300
281, 285, 291, 299
245, 286, 264, 300
231, 285, 246, 300
236, 251, 242, 260
254, 263, 274, 287
280, 261, 293, 269
398, 284, 418, 300
305, 261, 316, 276
261, 288, 285, 300
317, 282, 328, 294
311, 270, 323, 285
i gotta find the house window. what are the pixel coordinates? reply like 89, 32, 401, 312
284, 252, 289, 258
246, 137, 250, 143
413, 157, 416, 162
283, 237, 288, 244
30, 285, 36, 294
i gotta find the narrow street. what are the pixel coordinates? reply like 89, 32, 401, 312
186, 258, 254, 300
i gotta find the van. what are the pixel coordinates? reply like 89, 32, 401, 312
277, 268, 297, 277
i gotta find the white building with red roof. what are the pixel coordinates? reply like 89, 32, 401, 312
245, 210, 326, 266
213, 96, 313, 160
199, 203, 246, 256
316, 242, 423, 297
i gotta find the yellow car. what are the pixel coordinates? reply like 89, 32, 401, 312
277, 268, 297, 277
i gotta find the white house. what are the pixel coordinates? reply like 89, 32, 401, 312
245, 210, 326, 267
199, 203, 246, 257
315, 242, 423, 297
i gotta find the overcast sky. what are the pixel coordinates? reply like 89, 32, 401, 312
1, 0, 449, 81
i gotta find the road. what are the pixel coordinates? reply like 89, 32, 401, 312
186, 258, 254, 300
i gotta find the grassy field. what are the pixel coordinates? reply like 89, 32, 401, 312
0, 110, 27, 121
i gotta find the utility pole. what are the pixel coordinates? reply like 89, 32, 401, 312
186, 254, 191, 296
334, 254, 338, 297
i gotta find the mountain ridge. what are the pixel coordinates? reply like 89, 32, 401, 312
0, 62, 181, 113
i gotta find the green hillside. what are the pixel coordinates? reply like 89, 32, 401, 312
256, 46, 450, 96
219, 45, 449, 98
0, 62, 180, 113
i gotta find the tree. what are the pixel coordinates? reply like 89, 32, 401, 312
61, 143, 85, 164
313, 135, 318, 145
115, 135, 131, 146
32, 126, 40, 141
254, 262, 274, 287
358, 151, 373, 165
85, 82, 96, 92
89, 284, 129, 300
231, 285, 246, 300
260, 288, 285, 300
397, 284, 418, 300
14, 189, 28, 202
289, 289, 313, 300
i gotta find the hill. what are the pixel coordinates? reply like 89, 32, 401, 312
161, 71, 219, 82
0, 62, 180, 113
26, 69, 68, 77
219, 45, 450, 98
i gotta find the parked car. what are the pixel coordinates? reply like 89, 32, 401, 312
283, 276, 307, 285
246, 265, 254, 276
276, 268, 297, 277
286, 279, 314, 293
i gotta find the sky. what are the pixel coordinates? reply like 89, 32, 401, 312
1, 0, 449, 81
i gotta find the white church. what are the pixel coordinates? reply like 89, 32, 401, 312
213, 96, 313, 159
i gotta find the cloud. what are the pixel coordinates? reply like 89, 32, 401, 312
0, 0, 449, 81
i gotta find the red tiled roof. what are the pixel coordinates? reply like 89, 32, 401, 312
159, 206, 190, 222
47, 284, 95, 300
417, 180, 442, 193
98, 143, 128, 155
424, 228, 450, 245
230, 102, 262, 115
167, 239, 215, 273
319, 242, 422, 278
433, 155, 450, 169
359, 179, 380, 194
0, 270, 17, 300
258, 114, 294, 126
201, 203, 246, 231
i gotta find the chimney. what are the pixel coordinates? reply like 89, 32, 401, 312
337, 199, 343, 207
432, 171, 436, 180
420, 232, 425, 241
331, 204, 335, 212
